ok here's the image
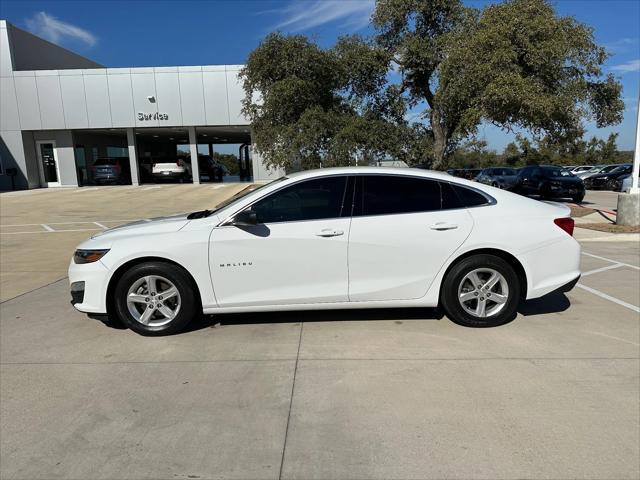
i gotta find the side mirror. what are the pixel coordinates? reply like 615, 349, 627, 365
232, 209, 257, 226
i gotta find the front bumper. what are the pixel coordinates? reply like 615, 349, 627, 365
68, 258, 110, 314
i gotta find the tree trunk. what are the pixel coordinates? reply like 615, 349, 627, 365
430, 109, 449, 170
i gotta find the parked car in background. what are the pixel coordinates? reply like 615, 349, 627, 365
583, 164, 632, 190
184, 155, 229, 182
576, 164, 622, 180
91, 157, 131, 185
512, 165, 585, 202
69, 167, 581, 335
151, 159, 188, 182
618, 173, 639, 193
475, 167, 518, 189
567, 165, 594, 175
463, 168, 483, 180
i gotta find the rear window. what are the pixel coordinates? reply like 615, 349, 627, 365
94, 158, 119, 166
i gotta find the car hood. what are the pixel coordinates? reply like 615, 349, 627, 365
90, 213, 191, 240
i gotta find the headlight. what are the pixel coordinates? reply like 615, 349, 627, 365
73, 249, 110, 264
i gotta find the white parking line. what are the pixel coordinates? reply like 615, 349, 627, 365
582, 251, 639, 270
581, 263, 624, 277
2, 228, 101, 235
41, 224, 54, 232
94, 222, 108, 230
211, 185, 226, 189
142, 186, 162, 190
576, 283, 640, 313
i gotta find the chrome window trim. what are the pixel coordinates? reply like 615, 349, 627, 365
216, 171, 496, 227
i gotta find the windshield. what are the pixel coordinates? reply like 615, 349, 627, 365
188, 177, 288, 219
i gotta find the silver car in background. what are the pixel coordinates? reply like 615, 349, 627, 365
576, 164, 622, 180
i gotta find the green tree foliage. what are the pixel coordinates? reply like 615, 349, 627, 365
373, 0, 624, 169
241, 1, 624, 171
240, 33, 420, 171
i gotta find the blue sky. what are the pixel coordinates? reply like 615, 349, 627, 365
1, 0, 638, 152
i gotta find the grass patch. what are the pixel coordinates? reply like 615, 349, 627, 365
570, 205, 597, 218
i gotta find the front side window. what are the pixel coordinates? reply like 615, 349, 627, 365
251, 176, 348, 224
356, 176, 441, 216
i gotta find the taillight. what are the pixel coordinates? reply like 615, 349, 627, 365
554, 217, 574, 236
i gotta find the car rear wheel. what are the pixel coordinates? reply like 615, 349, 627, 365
114, 261, 198, 336
572, 192, 585, 203
441, 254, 520, 327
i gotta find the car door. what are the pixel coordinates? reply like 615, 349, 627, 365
519, 167, 541, 194
347, 175, 475, 302
209, 176, 351, 307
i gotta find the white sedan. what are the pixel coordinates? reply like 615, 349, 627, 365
69, 167, 581, 335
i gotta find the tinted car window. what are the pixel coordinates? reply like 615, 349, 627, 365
542, 167, 572, 178
447, 183, 490, 207
94, 158, 120, 166
358, 176, 441, 216
252, 177, 347, 224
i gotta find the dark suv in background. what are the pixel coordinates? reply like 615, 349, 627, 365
90, 157, 131, 185
511, 165, 585, 203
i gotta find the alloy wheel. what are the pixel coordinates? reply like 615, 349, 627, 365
126, 275, 181, 327
457, 268, 509, 318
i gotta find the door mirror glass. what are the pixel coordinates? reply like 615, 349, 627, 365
232, 209, 257, 226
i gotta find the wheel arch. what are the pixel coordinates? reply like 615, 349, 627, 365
105, 256, 203, 316
440, 248, 528, 302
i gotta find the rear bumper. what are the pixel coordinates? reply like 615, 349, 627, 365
519, 236, 582, 300
152, 171, 185, 179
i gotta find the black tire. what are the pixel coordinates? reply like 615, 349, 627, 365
572, 193, 585, 203
113, 261, 199, 336
440, 254, 520, 328
539, 183, 552, 200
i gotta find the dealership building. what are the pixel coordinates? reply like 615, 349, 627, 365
0, 20, 280, 190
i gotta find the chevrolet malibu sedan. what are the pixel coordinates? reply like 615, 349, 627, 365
69, 167, 581, 336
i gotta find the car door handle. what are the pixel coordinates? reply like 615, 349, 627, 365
315, 229, 344, 237
430, 222, 458, 231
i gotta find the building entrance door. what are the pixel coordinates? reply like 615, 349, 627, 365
36, 141, 61, 187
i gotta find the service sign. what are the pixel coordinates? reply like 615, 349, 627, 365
138, 112, 169, 121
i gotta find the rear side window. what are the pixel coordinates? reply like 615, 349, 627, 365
252, 176, 348, 223
442, 182, 491, 208
358, 176, 441, 216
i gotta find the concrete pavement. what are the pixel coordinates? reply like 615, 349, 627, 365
1, 241, 638, 480
1, 184, 638, 479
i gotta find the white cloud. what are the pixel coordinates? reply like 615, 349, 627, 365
271, 0, 374, 32
609, 59, 640, 74
25, 12, 97, 48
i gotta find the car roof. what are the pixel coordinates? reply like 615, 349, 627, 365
285, 166, 457, 182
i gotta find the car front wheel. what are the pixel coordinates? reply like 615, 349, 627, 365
113, 261, 198, 336
441, 254, 520, 328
